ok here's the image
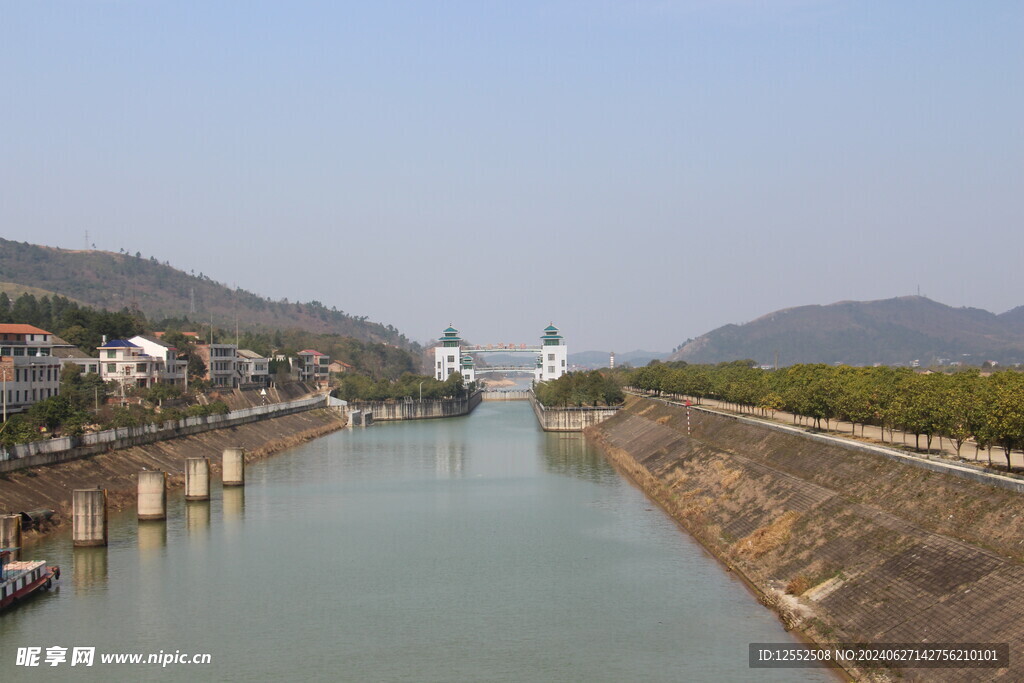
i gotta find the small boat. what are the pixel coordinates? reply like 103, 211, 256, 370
0, 547, 60, 611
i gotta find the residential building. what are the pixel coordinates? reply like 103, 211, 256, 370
327, 360, 353, 374
237, 349, 270, 387
296, 350, 330, 386
0, 355, 62, 417
129, 335, 188, 387
44, 334, 100, 375
0, 324, 55, 357
0, 324, 62, 416
194, 343, 239, 388
51, 345, 100, 375
98, 340, 165, 390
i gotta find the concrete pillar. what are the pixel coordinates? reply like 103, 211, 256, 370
185, 457, 211, 501
73, 488, 108, 547
0, 514, 21, 560
222, 448, 245, 487
348, 410, 362, 427
364, 411, 374, 426
137, 470, 167, 520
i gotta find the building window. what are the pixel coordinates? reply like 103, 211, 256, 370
107, 364, 117, 373
548, 366, 555, 374
562, 360, 566, 366
107, 350, 116, 359
548, 354, 555, 361
448, 355, 455, 363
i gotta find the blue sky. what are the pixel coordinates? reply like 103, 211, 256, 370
2, 1, 1021, 351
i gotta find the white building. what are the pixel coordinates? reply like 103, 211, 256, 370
296, 349, 330, 387
98, 340, 164, 390
129, 335, 188, 387
0, 324, 56, 357
535, 324, 568, 383
237, 349, 270, 387
195, 343, 238, 388
434, 326, 466, 381
0, 324, 63, 417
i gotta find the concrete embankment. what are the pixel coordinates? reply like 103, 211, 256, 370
529, 393, 620, 432
0, 409, 344, 534
346, 391, 482, 421
588, 395, 1024, 682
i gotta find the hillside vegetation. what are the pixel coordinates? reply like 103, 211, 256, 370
0, 238, 410, 347
671, 296, 1024, 366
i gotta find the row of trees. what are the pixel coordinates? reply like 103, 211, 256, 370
332, 372, 469, 402
534, 371, 624, 408
629, 361, 1024, 471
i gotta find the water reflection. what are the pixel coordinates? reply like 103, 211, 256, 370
435, 441, 465, 477
223, 487, 245, 523
185, 501, 210, 533
542, 433, 615, 484
71, 547, 107, 591
137, 521, 167, 554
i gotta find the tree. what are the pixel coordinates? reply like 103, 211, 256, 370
984, 371, 1024, 471
937, 371, 981, 457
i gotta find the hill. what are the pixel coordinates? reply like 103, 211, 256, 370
0, 238, 411, 347
669, 296, 1024, 366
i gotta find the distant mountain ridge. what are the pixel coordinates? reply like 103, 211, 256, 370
0, 238, 411, 346
669, 296, 1024, 366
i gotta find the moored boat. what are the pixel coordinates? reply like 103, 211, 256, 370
0, 548, 60, 611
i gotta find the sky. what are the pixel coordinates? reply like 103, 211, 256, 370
2, 1, 1021, 352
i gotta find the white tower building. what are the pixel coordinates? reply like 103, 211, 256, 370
434, 325, 463, 380
536, 323, 568, 382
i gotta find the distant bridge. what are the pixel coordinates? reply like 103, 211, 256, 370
462, 345, 543, 354
474, 365, 537, 375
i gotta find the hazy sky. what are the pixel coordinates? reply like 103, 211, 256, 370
2, 2, 1021, 352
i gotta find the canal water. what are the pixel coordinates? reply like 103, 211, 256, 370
2, 402, 831, 681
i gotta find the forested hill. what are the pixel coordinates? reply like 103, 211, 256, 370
670, 296, 1024, 367
0, 238, 410, 347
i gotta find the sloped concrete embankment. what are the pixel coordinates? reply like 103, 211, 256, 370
0, 409, 343, 530
587, 396, 1024, 682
